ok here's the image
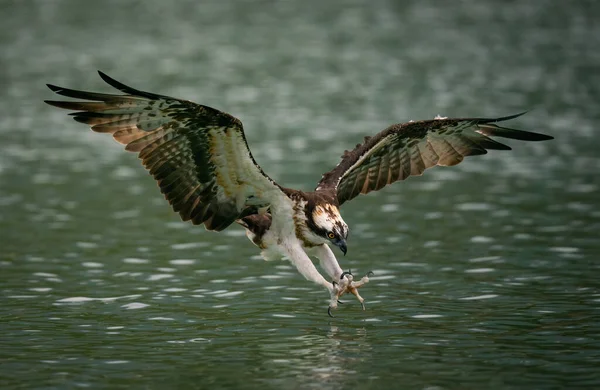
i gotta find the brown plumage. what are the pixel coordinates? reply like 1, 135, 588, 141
45, 71, 279, 231
315, 113, 553, 205
238, 214, 272, 248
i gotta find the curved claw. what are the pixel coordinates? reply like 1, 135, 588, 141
328, 306, 334, 318
366, 271, 374, 277
340, 270, 353, 279
332, 280, 338, 287
337, 300, 344, 305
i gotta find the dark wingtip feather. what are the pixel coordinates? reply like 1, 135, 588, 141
72, 116, 93, 124
478, 124, 553, 142
44, 100, 83, 110
492, 143, 512, 151
45, 83, 114, 101
97, 70, 160, 100
475, 111, 553, 142
492, 111, 529, 123
97, 70, 127, 91
474, 112, 528, 125
523, 132, 554, 141
46, 84, 62, 92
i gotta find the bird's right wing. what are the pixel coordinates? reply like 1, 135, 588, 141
316, 113, 553, 205
45, 71, 284, 231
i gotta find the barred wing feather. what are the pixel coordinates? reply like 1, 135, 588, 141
45, 71, 282, 231
317, 114, 553, 205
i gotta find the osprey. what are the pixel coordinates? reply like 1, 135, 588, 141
45, 72, 553, 316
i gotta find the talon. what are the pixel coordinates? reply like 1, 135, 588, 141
328, 306, 334, 318
366, 271, 374, 277
332, 280, 338, 287
337, 300, 344, 305
340, 270, 352, 279
360, 301, 366, 311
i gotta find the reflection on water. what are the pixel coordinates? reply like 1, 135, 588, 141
2, 0, 600, 388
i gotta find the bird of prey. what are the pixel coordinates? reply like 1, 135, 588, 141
45, 72, 553, 316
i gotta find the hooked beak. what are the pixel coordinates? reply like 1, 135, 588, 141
335, 239, 347, 256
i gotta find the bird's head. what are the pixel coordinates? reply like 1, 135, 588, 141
309, 204, 349, 255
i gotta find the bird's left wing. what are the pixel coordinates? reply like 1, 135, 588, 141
45, 71, 284, 231
316, 113, 553, 205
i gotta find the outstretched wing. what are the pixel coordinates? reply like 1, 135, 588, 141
45, 71, 284, 231
316, 113, 553, 205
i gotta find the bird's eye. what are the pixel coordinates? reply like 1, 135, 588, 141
328, 232, 335, 239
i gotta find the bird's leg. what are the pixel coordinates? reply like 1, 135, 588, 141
314, 244, 344, 282
280, 240, 341, 314
336, 271, 373, 310
312, 245, 374, 316
350, 271, 373, 289
350, 288, 366, 310
336, 270, 353, 296
327, 271, 354, 317
328, 281, 340, 317
347, 273, 370, 310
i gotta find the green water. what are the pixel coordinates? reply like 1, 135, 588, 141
1, 1, 599, 389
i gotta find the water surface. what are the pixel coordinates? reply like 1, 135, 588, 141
1, 1, 599, 389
